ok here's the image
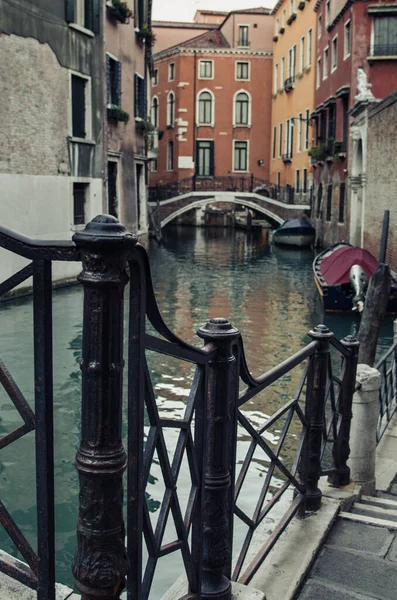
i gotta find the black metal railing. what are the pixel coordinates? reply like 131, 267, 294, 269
369, 44, 397, 57
0, 216, 360, 600
284, 76, 295, 91
282, 152, 293, 163
376, 341, 397, 443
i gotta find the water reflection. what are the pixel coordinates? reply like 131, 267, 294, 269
0, 226, 393, 596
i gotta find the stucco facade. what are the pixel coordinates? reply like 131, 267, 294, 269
149, 9, 274, 188
270, 0, 317, 201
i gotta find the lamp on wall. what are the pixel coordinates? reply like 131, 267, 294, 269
258, 159, 264, 166
291, 115, 312, 126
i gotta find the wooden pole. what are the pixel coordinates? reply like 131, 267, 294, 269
379, 210, 390, 263
358, 263, 391, 367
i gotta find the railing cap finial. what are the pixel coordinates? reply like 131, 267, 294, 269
72, 215, 137, 247
341, 334, 360, 348
197, 317, 239, 341
309, 323, 334, 340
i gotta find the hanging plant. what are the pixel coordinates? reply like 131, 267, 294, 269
107, 0, 132, 24
137, 23, 157, 45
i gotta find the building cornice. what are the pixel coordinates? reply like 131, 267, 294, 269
154, 47, 272, 61
152, 21, 218, 29
367, 4, 397, 13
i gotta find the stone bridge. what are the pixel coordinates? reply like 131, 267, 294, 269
148, 176, 311, 231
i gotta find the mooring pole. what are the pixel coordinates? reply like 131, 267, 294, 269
197, 318, 239, 600
72, 215, 136, 599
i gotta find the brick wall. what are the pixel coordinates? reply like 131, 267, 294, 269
364, 93, 397, 270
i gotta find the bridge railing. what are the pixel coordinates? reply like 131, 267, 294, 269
149, 176, 311, 206
0, 216, 357, 600
376, 341, 397, 442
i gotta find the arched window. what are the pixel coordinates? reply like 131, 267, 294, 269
235, 92, 250, 126
151, 96, 159, 128
198, 91, 213, 125
167, 92, 175, 127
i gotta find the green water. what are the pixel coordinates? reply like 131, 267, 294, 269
0, 226, 393, 597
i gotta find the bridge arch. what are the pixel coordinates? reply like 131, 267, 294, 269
159, 196, 284, 230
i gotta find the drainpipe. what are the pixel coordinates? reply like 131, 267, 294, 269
102, 0, 108, 213
193, 52, 197, 175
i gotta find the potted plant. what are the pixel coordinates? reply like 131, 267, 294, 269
107, 0, 132, 24
279, 26, 285, 34
135, 117, 156, 149
273, 34, 278, 41
108, 106, 130, 123
137, 23, 156, 45
298, 1, 305, 9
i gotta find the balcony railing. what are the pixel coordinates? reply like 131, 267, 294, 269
282, 152, 293, 163
238, 39, 250, 47
369, 44, 397, 57
284, 76, 295, 91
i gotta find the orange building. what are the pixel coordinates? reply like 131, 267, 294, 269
270, 0, 317, 200
149, 9, 274, 187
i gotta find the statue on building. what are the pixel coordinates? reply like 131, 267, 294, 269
355, 68, 375, 102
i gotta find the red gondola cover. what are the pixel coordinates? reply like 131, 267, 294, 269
320, 246, 378, 285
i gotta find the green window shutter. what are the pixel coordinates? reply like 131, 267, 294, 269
116, 62, 122, 107
65, 0, 75, 23
106, 55, 111, 105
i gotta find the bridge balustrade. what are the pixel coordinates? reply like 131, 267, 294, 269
0, 216, 358, 600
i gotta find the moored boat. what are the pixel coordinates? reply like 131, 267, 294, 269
272, 217, 315, 248
313, 242, 397, 313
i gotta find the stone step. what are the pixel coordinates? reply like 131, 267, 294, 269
361, 495, 397, 510
352, 502, 397, 523
340, 511, 397, 530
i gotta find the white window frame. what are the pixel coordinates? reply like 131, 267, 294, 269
323, 46, 329, 79
198, 59, 214, 80
285, 118, 294, 155
235, 61, 250, 81
196, 88, 215, 127
232, 139, 249, 172
168, 62, 175, 82
297, 113, 302, 153
288, 45, 297, 79
316, 57, 321, 88
331, 35, 338, 72
344, 19, 351, 59
238, 24, 250, 47
68, 69, 93, 140
300, 36, 305, 72
233, 89, 252, 127
152, 68, 158, 86
274, 63, 279, 94
167, 91, 175, 127
304, 108, 310, 150
318, 14, 322, 39
307, 28, 313, 66
196, 138, 214, 177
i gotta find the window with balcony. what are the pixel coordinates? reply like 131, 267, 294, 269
238, 25, 249, 46
331, 36, 338, 71
198, 90, 213, 125
236, 61, 250, 80
199, 60, 213, 79
234, 141, 249, 171
372, 15, 397, 56
167, 92, 175, 126
344, 20, 351, 58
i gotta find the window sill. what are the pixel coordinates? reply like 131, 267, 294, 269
197, 124, 214, 127
236, 78, 250, 82
367, 54, 397, 61
198, 77, 214, 80
305, 65, 312, 72
344, 53, 351, 61
233, 124, 251, 128
331, 66, 337, 73
69, 137, 96, 145
68, 23, 95, 37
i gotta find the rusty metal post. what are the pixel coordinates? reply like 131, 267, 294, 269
197, 318, 239, 600
72, 215, 136, 599
301, 324, 333, 512
329, 335, 360, 487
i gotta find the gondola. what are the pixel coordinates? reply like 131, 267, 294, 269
272, 217, 315, 248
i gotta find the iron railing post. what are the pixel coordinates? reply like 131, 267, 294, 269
250, 173, 254, 192
197, 318, 240, 600
329, 335, 360, 487
302, 324, 333, 512
72, 215, 136, 599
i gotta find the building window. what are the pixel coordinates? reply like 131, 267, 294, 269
304, 109, 310, 150
308, 28, 312, 66
277, 171, 281, 190
167, 141, 174, 171
325, 0, 331, 28
344, 20, 351, 58
198, 91, 213, 125
199, 60, 213, 79
168, 62, 175, 81
331, 36, 338, 72
273, 126, 277, 159
300, 36, 305, 72
328, 103, 336, 140
236, 61, 250, 80
373, 16, 397, 56
71, 74, 89, 138
151, 96, 159, 128
108, 161, 118, 218
274, 63, 279, 94
134, 73, 146, 119
285, 119, 294, 157
303, 168, 308, 193
196, 140, 214, 176
323, 47, 329, 79
297, 113, 302, 152
234, 141, 248, 171
107, 55, 121, 108
295, 170, 300, 193
65, 0, 99, 32
318, 14, 322, 38
281, 57, 285, 89
275, 18, 280, 35
339, 182, 345, 223
316, 57, 321, 88
235, 92, 250, 126
279, 123, 283, 157
153, 69, 158, 86
282, 9, 286, 28
167, 92, 175, 126
288, 45, 296, 79
73, 182, 87, 225
238, 25, 249, 46
326, 184, 332, 221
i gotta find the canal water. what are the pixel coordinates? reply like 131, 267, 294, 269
0, 226, 394, 596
